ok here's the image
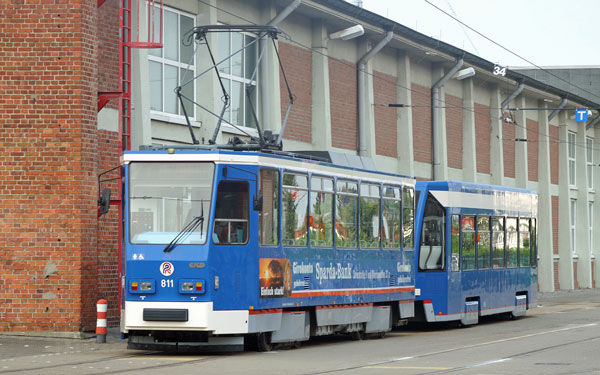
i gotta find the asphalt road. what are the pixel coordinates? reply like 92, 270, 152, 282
1, 289, 599, 375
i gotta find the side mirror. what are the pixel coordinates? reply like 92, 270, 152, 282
253, 194, 263, 211
99, 188, 111, 216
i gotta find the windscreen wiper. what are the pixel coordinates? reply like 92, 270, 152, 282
163, 213, 204, 253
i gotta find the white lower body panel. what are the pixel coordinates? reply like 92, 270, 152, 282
124, 301, 249, 335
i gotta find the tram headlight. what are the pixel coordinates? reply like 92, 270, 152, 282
179, 279, 205, 294
129, 279, 155, 294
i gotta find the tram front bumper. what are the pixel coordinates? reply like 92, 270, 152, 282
123, 301, 249, 334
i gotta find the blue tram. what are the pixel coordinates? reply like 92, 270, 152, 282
120, 149, 416, 351
413, 181, 538, 325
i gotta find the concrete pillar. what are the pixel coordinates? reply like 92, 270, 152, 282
557, 110, 574, 289
593, 127, 600, 287
432, 64, 449, 180
514, 96, 528, 188
575, 123, 592, 288
490, 86, 504, 185
310, 19, 332, 150
191, 0, 220, 144
396, 51, 414, 177
357, 38, 377, 158
537, 100, 555, 292
461, 78, 477, 182
259, 2, 282, 135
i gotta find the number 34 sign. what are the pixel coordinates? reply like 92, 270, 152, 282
493, 64, 507, 76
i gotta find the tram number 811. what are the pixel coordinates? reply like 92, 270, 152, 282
161, 279, 174, 288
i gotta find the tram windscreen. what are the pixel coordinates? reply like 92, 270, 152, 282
128, 162, 215, 244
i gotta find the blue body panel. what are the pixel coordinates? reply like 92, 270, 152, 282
122, 150, 415, 315
414, 181, 538, 319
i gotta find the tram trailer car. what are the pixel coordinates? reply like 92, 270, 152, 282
413, 181, 538, 326
120, 149, 417, 351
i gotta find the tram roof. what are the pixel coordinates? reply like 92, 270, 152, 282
417, 180, 536, 195
122, 149, 415, 185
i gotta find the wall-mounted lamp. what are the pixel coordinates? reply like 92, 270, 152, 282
455, 67, 475, 80
328, 25, 364, 40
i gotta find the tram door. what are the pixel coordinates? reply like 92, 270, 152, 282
210, 164, 257, 309
418, 193, 446, 305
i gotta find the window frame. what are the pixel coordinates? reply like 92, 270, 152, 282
587, 136, 594, 191
570, 198, 577, 254
258, 168, 280, 246
335, 179, 359, 249
309, 175, 334, 248
216, 28, 259, 129
212, 180, 250, 245
382, 185, 402, 250
359, 182, 382, 250
281, 172, 309, 247
148, 5, 196, 119
568, 131, 576, 187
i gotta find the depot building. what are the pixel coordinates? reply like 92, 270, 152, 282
0, 0, 598, 334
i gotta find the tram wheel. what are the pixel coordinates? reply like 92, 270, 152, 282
350, 330, 366, 341
256, 332, 273, 352
292, 341, 302, 349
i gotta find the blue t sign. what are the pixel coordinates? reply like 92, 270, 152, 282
576, 109, 589, 122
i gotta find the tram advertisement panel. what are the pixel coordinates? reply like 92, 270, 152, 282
259, 258, 293, 297
259, 255, 413, 299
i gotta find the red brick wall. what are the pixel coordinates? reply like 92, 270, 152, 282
445, 94, 462, 170
98, 0, 120, 107
97, 130, 121, 327
279, 42, 312, 143
573, 262, 579, 289
329, 59, 357, 150
550, 125, 559, 185
411, 84, 431, 163
373, 71, 397, 158
554, 261, 560, 290
0, 1, 100, 331
503, 117, 515, 179
527, 119, 539, 182
474, 103, 490, 174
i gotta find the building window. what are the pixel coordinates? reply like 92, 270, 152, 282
568, 131, 576, 186
217, 31, 258, 128
570, 199, 577, 254
587, 137, 594, 190
148, 6, 195, 117
589, 201, 593, 256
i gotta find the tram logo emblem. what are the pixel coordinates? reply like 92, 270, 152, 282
160, 262, 174, 276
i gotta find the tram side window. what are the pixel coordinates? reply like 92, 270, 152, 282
492, 216, 505, 268
360, 183, 381, 249
402, 187, 415, 249
419, 193, 445, 271
461, 216, 476, 271
282, 173, 308, 246
213, 181, 248, 244
519, 218, 531, 267
531, 218, 537, 267
477, 216, 491, 269
310, 176, 334, 247
451, 214, 460, 272
336, 180, 358, 248
506, 217, 518, 268
382, 186, 401, 249
259, 169, 279, 246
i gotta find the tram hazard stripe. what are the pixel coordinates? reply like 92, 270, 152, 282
291, 286, 413, 298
